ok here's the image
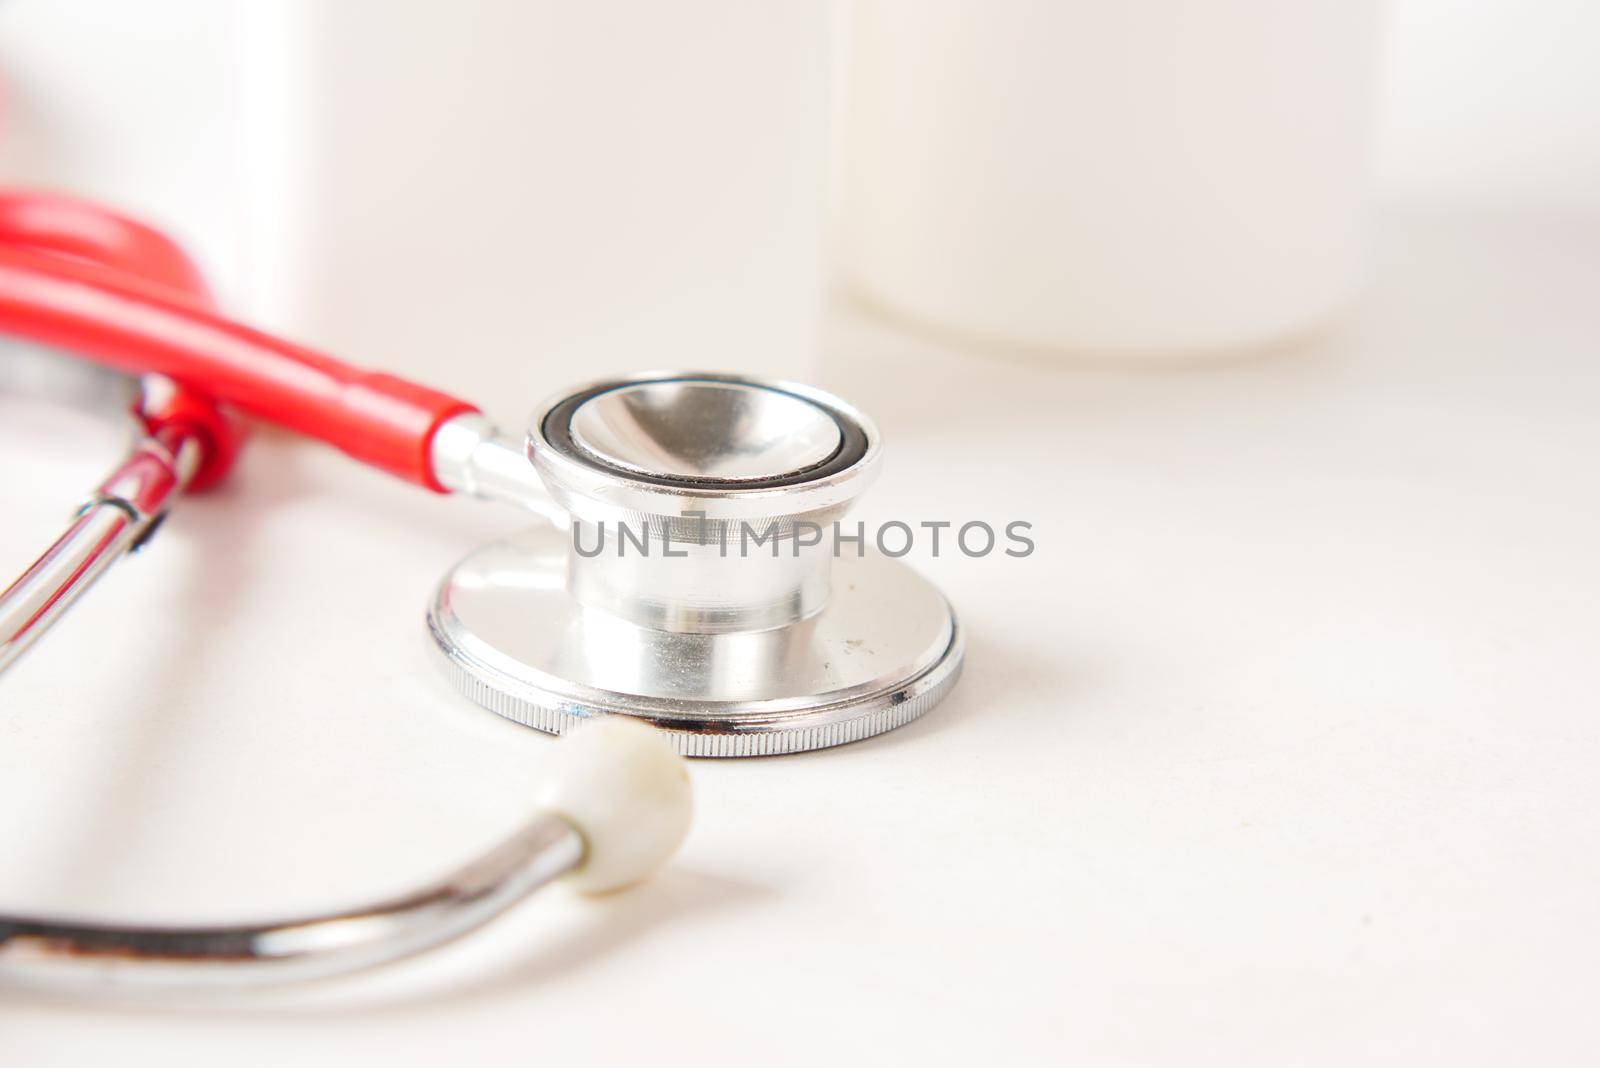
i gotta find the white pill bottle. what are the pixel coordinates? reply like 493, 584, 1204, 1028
837, 0, 1383, 357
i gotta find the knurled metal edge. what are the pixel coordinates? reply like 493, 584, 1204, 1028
427, 623, 964, 758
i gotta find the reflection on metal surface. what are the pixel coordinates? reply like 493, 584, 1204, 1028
0, 371, 201, 673
431, 372, 964, 756
569, 379, 843, 483
0, 814, 584, 988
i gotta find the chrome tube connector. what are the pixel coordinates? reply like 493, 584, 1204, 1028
429, 413, 565, 525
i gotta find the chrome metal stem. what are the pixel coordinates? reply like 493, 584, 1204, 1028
0, 426, 201, 673
0, 813, 584, 989
429, 413, 566, 526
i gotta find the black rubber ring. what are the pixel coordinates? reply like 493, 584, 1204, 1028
540, 376, 868, 490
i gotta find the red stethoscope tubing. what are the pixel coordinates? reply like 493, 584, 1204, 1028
0, 190, 478, 491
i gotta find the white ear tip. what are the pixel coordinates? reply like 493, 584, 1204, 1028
537, 718, 692, 894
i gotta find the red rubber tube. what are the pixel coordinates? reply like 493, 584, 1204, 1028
0, 191, 243, 489
0, 191, 477, 491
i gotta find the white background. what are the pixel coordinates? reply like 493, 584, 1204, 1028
1376, 0, 1600, 208
1, 2, 1598, 1065
2, 0, 1598, 305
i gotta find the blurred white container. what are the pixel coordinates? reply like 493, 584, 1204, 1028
0, 1, 830, 422
292, 1, 830, 421
837, 0, 1382, 356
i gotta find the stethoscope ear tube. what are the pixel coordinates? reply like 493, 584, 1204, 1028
0, 190, 476, 492
133, 376, 244, 493
0, 191, 246, 488
0, 813, 584, 989
0, 374, 215, 673
0, 720, 691, 989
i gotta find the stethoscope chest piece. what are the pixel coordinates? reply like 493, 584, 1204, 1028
428, 372, 964, 756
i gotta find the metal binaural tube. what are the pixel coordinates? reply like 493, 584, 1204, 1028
0, 506, 141, 674
0, 423, 203, 674
0, 814, 585, 989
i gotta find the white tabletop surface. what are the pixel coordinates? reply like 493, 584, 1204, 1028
1, 208, 1596, 1065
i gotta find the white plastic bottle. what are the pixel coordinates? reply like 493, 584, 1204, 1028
837, 0, 1383, 357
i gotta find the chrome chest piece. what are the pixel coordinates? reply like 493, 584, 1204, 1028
427, 372, 964, 757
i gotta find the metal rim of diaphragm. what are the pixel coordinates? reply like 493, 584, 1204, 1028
426, 527, 964, 758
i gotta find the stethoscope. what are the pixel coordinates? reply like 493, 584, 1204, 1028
0, 191, 963, 987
